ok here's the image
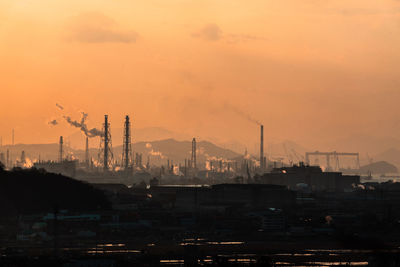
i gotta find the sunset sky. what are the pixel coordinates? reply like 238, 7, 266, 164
1, 0, 399, 152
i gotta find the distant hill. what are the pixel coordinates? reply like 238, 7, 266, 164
359, 161, 398, 174
0, 168, 110, 215
0, 139, 241, 168
67, 127, 192, 148
0, 143, 58, 161
113, 139, 241, 166
373, 148, 400, 171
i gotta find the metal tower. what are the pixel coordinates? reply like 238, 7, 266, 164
122, 115, 132, 171
59, 136, 63, 163
99, 115, 113, 171
191, 138, 197, 169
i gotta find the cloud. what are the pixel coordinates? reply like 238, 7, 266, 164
74, 28, 138, 44
192, 23, 266, 44
226, 34, 268, 44
67, 12, 138, 44
192, 24, 222, 41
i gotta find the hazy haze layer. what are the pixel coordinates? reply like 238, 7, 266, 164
1, 0, 399, 151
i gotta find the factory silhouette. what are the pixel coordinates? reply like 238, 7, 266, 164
7, 114, 360, 191
1, 0, 399, 264
1, 113, 400, 266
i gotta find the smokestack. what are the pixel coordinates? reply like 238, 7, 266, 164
191, 138, 197, 169
59, 136, 63, 163
85, 137, 89, 169
260, 125, 264, 170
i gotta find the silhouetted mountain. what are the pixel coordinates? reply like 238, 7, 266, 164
0, 139, 241, 167
0, 143, 59, 163
374, 148, 400, 171
113, 138, 241, 166
359, 161, 398, 174
0, 168, 110, 215
67, 127, 192, 148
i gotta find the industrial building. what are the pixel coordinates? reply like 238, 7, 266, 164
258, 163, 360, 192
33, 160, 77, 178
150, 183, 295, 212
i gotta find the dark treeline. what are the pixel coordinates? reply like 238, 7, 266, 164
0, 165, 110, 215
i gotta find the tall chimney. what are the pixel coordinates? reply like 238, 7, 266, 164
260, 125, 264, 170
59, 136, 63, 163
191, 138, 197, 169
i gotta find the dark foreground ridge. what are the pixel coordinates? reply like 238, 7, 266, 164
2, 165, 400, 266
0, 166, 110, 215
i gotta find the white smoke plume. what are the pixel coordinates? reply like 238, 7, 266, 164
145, 143, 165, 158
173, 165, 180, 175
63, 112, 104, 138
23, 158, 33, 168
149, 150, 165, 158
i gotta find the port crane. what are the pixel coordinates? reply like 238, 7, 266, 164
305, 151, 360, 171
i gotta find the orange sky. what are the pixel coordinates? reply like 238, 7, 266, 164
1, 0, 399, 151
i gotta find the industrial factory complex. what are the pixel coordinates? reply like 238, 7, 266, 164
1, 114, 400, 266
1, 114, 362, 192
